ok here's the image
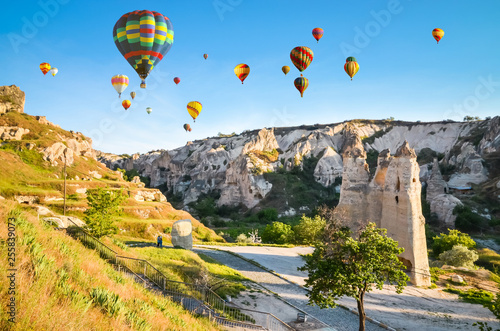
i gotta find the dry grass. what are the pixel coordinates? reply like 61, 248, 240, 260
0, 200, 221, 330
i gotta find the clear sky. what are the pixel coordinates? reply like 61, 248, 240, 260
1, 0, 499, 154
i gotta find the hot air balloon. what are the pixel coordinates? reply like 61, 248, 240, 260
344, 58, 359, 81
187, 101, 202, 122
312, 28, 324, 43
282, 66, 290, 75
346, 56, 357, 63
113, 10, 174, 89
122, 100, 131, 110
203, 53, 208, 60
432, 28, 444, 44
174, 77, 180, 85
146, 107, 152, 114
40, 63, 51, 75
49, 68, 58, 77
290, 46, 313, 72
111, 75, 129, 97
294, 75, 309, 97
130, 91, 136, 99
234, 64, 250, 84
183, 123, 192, 132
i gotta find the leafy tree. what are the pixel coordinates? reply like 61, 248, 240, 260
300, 222, 409, 331
84, 188, 126, 238
438, 245, 479, 268
261, 222, 294, 244
256, 208, 278, 224
293, 215, 326, 245
432, 229, 476, 257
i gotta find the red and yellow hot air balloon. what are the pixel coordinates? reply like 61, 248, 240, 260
111, 75, 129, 97
203, 53, 208, 60
187, 101, 202, 122
282, 66, 290, 75
234, 64, 250, 84
432, 28, 444, 44
40, 63, 51, 75
344, 57, 359, 81
290, 46, 313, 72
174, 77, 180, 85
312, 28, 324, 43
122, 100, 131, 110
294, 75, 309, 97
183, 123, 192, 132
113, 10, 174, 88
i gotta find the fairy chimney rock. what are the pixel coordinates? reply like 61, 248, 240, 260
0, 85, 25, 114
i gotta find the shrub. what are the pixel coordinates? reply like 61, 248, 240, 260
236, 233, 252, 244
438, 245, 479, 269
256, 208, 278, 224
293, 215, 326, 245
261, 222, 294, 244
432, 229, 476, 257
454, 205, 489, 232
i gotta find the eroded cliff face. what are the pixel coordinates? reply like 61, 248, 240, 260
0, 85, 25, 114
98, 118, 499, 214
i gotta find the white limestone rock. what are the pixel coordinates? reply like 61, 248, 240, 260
171, 219, 193, 250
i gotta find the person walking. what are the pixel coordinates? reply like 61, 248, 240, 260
157, 235, 161, 247
158, 235, 163, 248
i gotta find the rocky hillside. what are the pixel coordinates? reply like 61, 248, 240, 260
99, 117, 500, 222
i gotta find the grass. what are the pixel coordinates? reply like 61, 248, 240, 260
444, 286, 495, 306
0, 201, 221, 330
477, 248, 500, 273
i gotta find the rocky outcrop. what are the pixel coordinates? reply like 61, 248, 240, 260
132, 189, 167, 202
426, 158, 448, 201
0, 85, 25, 114
336, 140, 431, 286
41, 132, 95, 166
430, 194, 462, 227
171, 219, 193, 249
0, 126, 29, 140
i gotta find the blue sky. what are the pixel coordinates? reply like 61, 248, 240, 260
1, 0, 499, 154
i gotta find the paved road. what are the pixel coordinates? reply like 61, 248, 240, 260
194, 247, 387, 331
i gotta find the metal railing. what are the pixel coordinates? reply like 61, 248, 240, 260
65, 223, 293, 331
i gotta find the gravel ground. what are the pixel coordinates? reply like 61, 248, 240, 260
195, 248, 387, 331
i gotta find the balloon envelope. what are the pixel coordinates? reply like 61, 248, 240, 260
187, 101, 202, 121
294, 76, 309, 97
146, 107, 152, 114
234, 64, 250, 84
282, 66, 290, 75
203, 53, 208, 60
112, 75, 129, 97
122, 100, 131, 110
174, 77, 180, 84
344, 61, 359, 81
130, 91, 136, 99
346, 56, 357, 62
290, 46, 313, 72
432, 28, 444, 44
49, 68, 58, 77
183, 123, 191, 132
40, 63, 51, 75
113, 10, 174, 88
312, 28, 324, 42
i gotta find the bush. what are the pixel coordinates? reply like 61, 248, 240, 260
261, 222, 294, 244
438, 245, 479, 268
432, 229, 476, 257
293, 215, 326, 245
236, 233, 252, 244
454, 205, 489, 232
256, 208, 278, 224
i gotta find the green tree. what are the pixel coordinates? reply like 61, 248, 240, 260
261, 222, 294, 244
438, 245, 479, 268
432, 229, 476, 257
293, 215, 326, 245
84, 188, 126, 238
299, 222, 409, 331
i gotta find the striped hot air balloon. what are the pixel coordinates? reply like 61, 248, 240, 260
187, 101, 202, 122
234, 64, 250, 84
282, 66, 290, 75
312, 28, 324, 43
203, 53, 208, 60
49, 68, 58, 77
122, 100, 131, 110
146, 107, 152, 114
111, 75, 129, 97
113, 10, 174, 88
183, 123, 191, 132
294, 75, 309, 97
344, 59, 359, 81
432, 28, 444, 44
346, 56, 357, 63
290, 46, 313, 72
174, 77, 180, 85
40, 62, 51, 75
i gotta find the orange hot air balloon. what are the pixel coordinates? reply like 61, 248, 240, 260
174, 77, 180, 85
312, 28, 324, 43
122, 100, 131, 110
234, 64, 250, 84
432, 28, 444, 44
344, 59, 359, 81
40, 62, 51, 75
282, 66, 290, 75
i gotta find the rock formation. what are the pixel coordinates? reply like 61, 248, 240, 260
335, 138, 431, 286
0, 126, 30, 140
171, 219, 193, 249
0, 85, 25, 114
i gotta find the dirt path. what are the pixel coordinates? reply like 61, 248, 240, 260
196, 245, 500, 331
